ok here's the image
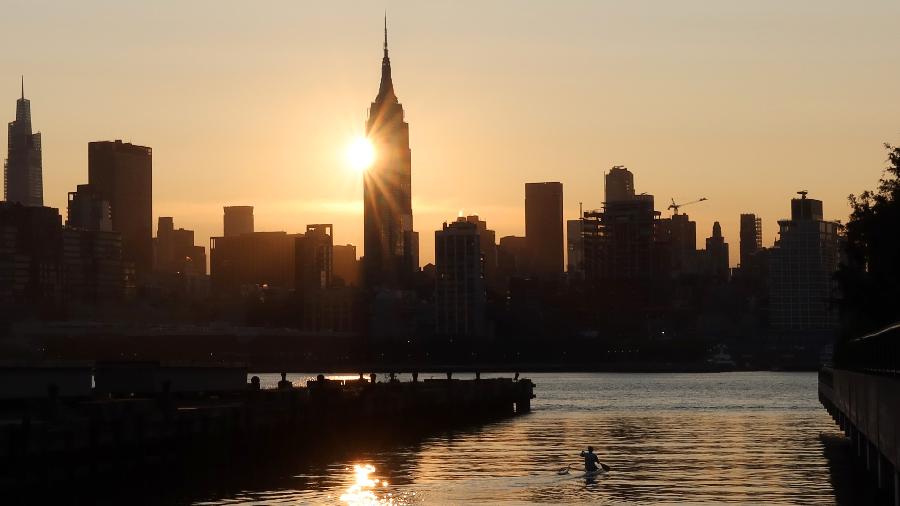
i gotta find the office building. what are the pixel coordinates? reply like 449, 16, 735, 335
435, 218, 486, 337
62, 228, 129, 303
605, 165, 634, 203
768, 192, 842, 331
223, 206, 254, 237
155, 217, 206, 276
525, 182, 563, 279
4, 78, 42, 206
88, 140, 153, 277
363, 19, 417, 288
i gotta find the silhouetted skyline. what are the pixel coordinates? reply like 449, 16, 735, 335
2, 3, 900, 266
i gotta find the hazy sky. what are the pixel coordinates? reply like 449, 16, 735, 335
3, 0, 900, 266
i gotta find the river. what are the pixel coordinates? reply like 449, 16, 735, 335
182, 372, 865, 504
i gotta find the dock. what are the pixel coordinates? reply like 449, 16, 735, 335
819, 324, 900, 505
0, 362, 535, 494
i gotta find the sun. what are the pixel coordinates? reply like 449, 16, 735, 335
345, 136, 375, 172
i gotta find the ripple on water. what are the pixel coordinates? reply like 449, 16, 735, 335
193, 372, 849, 504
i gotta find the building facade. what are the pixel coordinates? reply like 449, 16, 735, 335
604, 165, 634, 203
4, 79, 42, 206
88, 140, 153, 278
740, 213, 762, 268
704, 221, 730, 282
525, 182, 564, 279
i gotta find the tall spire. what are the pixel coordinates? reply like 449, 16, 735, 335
376, 14, 395, 102
20, 75, 24, 100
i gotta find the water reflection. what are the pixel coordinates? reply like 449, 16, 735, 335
178, 373, 862, 504
339, 464, 403, 506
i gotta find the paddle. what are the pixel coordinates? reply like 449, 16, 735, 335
557, 461, 611, 475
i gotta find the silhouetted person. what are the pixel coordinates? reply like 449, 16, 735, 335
359, 372, 364, 381
250, 376, 261, 390
369, 373, 376, 384
475, 371, 481, 380
412, 372, 418, 382
580, 446, 600, 474
278, 372, 293, 389
446, 371, 452, 380
514, 372, 520, 382
389, 372, 398, 383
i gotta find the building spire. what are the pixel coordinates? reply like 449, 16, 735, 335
376, 14, 395, 102
21, 75, 24, 100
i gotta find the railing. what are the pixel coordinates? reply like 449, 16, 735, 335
834, 322, 900, 377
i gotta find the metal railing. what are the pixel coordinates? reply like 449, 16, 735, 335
834, 322, 900, 377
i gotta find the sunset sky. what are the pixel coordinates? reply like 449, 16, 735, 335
3, 0, 900, 266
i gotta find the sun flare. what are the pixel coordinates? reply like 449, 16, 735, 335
346, 136, 375, 172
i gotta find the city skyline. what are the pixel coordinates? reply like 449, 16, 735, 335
3, 2, 900, 266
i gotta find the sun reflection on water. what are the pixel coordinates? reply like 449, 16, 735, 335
339, 464, 401, 505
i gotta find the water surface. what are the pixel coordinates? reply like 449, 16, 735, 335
195, 372, 856, 504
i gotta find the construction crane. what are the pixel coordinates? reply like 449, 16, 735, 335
668, 197, 708, 215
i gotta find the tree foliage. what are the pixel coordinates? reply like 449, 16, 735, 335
837, 143, 900, 338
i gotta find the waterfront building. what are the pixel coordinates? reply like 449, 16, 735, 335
210, 231, 299, 295
525, 182, 564, 279
88, 140, 153, 278
223, 206, 254, 237
465, 215, 499, 291
768, 192, 842, 331
435, 218, 487, 337
363, 19, 417, 289
4, 78, 43, 206
0, 202, 61, 305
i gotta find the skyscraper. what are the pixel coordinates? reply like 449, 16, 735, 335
363, 18, 417, 288
525, 182, 564, 279
739, 213, 762, 268
604, 165, 634, 203
88, 140, 153, 277
4, 78, 43, 206
223, 206, 254, 237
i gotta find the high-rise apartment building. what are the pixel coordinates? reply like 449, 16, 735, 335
4, 79, 42, 206
295, 224, 333, 291
435, 218, 486, 337
88, 140, 153, 278
67, 184, 112, 232
333, 244, 360, 287
155, 217, 206, 276
768, 193, 842, 331
525, 182, 563, 279
363, 19, 417, 288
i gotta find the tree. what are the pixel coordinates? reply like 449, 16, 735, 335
836, 144, 900, 338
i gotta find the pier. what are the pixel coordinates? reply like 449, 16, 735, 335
819, 323, 900, 505
0, 362, 535, 495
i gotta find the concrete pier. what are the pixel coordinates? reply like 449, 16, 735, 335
820, 367, 900, 505
0, 365, 535, 493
